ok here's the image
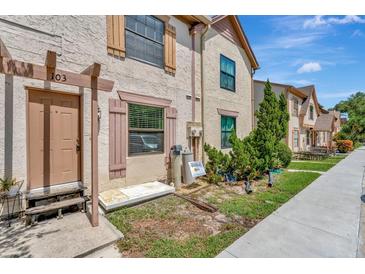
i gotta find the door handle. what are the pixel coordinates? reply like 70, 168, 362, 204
76, 140, 81, 152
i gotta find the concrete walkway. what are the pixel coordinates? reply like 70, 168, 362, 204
0, 212, 123, 258
218, 147, 365, 258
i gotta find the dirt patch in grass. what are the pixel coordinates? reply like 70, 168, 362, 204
108, 195, 243, 257
108, 171, 320, 257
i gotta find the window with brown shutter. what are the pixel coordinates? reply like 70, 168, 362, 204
164, 23, 176, 74
106, 15, 126, 58
109, 99, 127, 179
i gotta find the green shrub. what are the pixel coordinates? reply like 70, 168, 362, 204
333, 132, 348, 142
207, 173, 223, 184
276, 142, 292, 167
203, 143, 230, 183
229, 132, 260, 181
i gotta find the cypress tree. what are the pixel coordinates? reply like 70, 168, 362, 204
278, 92, 290, 141
254, 80, 281, 172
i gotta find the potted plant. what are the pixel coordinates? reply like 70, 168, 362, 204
0, 177, 16, 195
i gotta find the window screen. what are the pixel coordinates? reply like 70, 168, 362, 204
221, 115, 236, 149
125, 15, 164, 67
128, 103, 164, 156
220, 55, 236, 91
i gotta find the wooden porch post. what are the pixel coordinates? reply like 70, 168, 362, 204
91, 86, 99, 226
83, 63, 101, 227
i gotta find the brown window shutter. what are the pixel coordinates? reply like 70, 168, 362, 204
106, 15, 126, 57
165, 107, 177, 166
109, 98, 127, 179
164, 24, 176, 74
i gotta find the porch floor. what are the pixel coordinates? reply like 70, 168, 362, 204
0, 212, 123, 258
99, 181, 175, 212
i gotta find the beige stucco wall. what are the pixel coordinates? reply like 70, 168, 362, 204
203, 27, 253, 154
0, 15, 200, 195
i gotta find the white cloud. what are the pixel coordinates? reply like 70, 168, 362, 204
297, 62, 322, 74
303, 15, 365, 29
351, 29, 364, 37
328, 15, 365, 25
303, 16, 327, 29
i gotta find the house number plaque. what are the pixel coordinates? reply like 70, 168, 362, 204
50, 72, 67, 82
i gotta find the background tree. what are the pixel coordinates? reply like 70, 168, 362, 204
334, 92, 365, 145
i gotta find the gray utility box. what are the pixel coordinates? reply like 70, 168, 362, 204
182, 151, 194, 185
170, 145, 182, 189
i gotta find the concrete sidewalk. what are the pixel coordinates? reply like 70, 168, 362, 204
218, 147, 365, 258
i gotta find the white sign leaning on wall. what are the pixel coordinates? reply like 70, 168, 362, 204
188, 161, 206, 178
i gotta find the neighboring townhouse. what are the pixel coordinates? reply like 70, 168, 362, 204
0, 15, 212, 223
202, 15, 259, 155
297, 85, 322, 151
314, 109, 341, 149
253, 80, 307, 152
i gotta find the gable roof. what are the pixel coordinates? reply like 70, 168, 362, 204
211, 15, 259, 69
254, 80, 307, 99
298, 85, 321, 117
314, 113, 335, 132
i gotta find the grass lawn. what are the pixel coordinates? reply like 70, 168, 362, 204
288, 154, 347, 171
287, 161, 335, 171
107, 171, 320, 258
202, 172, 321, 219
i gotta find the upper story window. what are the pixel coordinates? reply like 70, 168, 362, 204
125, 15, 164, 68
128, 103, 164, 156
220, 55, 236, 92
309, 104, 314, 120
293, 98, 299, 117
221, 115, 236, 149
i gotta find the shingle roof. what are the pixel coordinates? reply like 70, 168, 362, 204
297, 85, 322, 119
314, 113, 334, 131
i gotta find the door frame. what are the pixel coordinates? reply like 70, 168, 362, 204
25, 86, 83, 192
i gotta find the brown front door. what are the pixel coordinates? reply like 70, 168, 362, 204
28, 89, 81, 189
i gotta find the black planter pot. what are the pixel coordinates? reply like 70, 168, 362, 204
244, 180, 253, 194
268, 171, 274, 187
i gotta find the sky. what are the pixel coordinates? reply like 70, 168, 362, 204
238, 15, 365, 109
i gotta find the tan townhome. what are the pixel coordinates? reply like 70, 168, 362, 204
254, 81, 328, 152
297, 85, 322, 151
202, 15, 259, 154
254, 80, 307, 152
0, 15, 260, 225
0, 15, 213, 224
314, 108, 341, 149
